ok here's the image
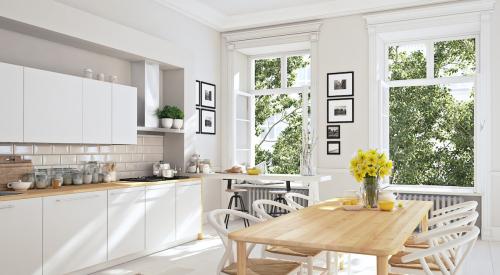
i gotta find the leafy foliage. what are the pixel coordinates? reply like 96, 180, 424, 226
388, 39, 475, 187
254, 56, 309, 174
155, 105, 184, 119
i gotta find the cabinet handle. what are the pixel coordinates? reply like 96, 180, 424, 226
56, 194, 100, 202
0, 205, 14, 210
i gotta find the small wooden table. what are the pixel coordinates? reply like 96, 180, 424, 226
229, 199, 432, 275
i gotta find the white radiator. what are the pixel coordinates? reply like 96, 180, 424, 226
398, 193, 465, 217
245, 187, 309, 215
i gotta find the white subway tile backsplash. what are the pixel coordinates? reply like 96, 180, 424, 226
113, 145, 127, 154
34, 144, 52, 154
126, 145, 137, 153
143, 136, 163, 146
70, 145, 85, 154
60, 155, 77, 165
14, 144, 33, 155
106, 154, 121, 162
85, 145, 99, 154
43, 155, 60, 165
132, 154, 143, 162
120, 154, 134, 163
0, 144, 13, 154
115, 163, 127, 171
136, 136, 144, 145
77, 155, 91, 163
23, 155, 43, 166
53, 145, 69, 154
91, 155, 105, 162
100, 145, 112, 153
142, 146, 163, 154
144, 154, 163, 162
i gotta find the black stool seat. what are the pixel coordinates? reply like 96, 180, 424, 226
226, 188, 248, 193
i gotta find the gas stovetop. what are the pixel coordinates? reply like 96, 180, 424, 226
120, 176, 190, 182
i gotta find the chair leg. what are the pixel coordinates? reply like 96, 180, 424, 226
326, 251, 332, 275
237, 195, 250, 227
347, 253, 351, 275
333, 252, 338, 275
307, 256, 313, 275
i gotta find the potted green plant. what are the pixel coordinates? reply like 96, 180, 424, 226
156, 105, 174, 128
170, 106, 184, 129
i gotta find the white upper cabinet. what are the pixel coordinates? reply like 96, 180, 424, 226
0, 198, 43, 275
24, 67, 83, 143
112, 84, 137, 144
146, 184, 176, 250
43, 191, 107, 275
175, 181, 202, 241
83, 79, 112, 144
108, 187, 145, 260
0, 62, 23, 142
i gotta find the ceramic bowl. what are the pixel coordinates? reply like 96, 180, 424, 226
7, 181, 32, 191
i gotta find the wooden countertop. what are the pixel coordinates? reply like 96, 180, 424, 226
0, 178, 200, 202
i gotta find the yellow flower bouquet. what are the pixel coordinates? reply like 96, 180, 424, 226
349, 149, 393, 208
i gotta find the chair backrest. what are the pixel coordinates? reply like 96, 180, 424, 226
284, 192, 316, 209
208, 209, 263, 274
432, 201, 478, 218
402, 225, 480, 275
252, 199, 297, 220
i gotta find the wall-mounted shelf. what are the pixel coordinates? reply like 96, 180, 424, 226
137, 126, 184, 134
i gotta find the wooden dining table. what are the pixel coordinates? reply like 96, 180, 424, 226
228, 199, 433, 275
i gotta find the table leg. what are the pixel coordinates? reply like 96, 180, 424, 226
237, 241, 247, 275
376, 255, 389, 275
420, 213, 429, 232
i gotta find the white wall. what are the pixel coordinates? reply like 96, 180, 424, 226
316, 15, 369, 199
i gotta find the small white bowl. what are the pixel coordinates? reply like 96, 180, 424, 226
343, 205, 364, 211
7, 180, 32, 191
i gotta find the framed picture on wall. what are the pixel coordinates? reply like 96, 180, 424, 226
327, 141, 341, 155
200, 81, 216, 109
326, 125, 340, 139
327, 71, 354, 97
196, 108, 201, 134
327, 98, 354, 123
200, 109, 216, 135
195, 81, 200, 106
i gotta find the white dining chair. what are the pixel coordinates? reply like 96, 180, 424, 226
390, 225, 480, 275
252, 199, 338, 275
284, 192, 318, 210
405, 201, 478, 249
208, 209, 301, 275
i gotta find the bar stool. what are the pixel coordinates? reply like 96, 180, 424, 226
223, 179, 249, 228
269, 180, 292, 217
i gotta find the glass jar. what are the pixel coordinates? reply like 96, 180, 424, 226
35, 169, 49, 189
63, 169, 73, 185
22, 172, 35, 189
72, 171, 83, 185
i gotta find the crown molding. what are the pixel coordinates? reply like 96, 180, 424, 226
223, 21, 322, 42
156, 0, 464, 31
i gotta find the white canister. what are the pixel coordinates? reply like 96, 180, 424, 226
83, 68, 93, 78
172, 119, 183, 129
161, 118, 173, 128
97, 73, 105, 81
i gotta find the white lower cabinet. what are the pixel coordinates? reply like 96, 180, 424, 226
0, 198, 42, 275
146, 183, 176, 250
175, 181, 202, 241
43, 191, 107, 275
108, 187, 145, 260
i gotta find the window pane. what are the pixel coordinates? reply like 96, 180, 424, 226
434, 38, 476, 78
388, 43, 426, 80
389, 84, 474, 187
287, 55, 311, 87
254, 93, 302, 174
254, 58, 281, 89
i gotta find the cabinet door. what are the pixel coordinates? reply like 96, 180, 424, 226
0, 62, 23, 142
0, 198, 42, 275
83, 79, 112, 144
175, 181, 202, 241
24, 67, 83, 143
108, 187, 145, 260
43, 191, 107, 275
112, 84, 137, 144
146, 184, 176, 250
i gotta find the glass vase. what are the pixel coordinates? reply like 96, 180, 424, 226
362, 176, 379, 208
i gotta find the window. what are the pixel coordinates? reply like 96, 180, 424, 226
251, 54, 311, 174
386, 38, 476, 187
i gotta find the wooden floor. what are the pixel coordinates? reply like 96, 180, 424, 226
94, 222, 500, 275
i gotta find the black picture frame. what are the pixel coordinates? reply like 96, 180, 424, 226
196, 108, 201, 134
200, 109, 216, 135
327, 71, 354, 98
200, 81, 216, 109
195, 80, 201, 107
327, 141, 341, 155
327, 98, 354, 123
326, 125, 340, 139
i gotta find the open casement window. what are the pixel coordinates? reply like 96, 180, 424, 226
233, 53, 311, 174
383, 38, 477, 187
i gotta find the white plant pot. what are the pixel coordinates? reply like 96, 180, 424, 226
161, 118, 173, 128
172, 119, 184, 129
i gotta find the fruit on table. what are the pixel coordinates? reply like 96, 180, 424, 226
247, 167, 261, 175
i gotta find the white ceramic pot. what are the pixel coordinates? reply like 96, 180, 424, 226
172, 119, 183, 129
7, 180, 32, 191
161, 118, 173, 128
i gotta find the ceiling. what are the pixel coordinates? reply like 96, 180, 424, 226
156, 0, 460, 31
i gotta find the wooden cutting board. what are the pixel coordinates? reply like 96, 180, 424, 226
0, 155, 33, 191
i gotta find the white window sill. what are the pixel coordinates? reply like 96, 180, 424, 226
383, 184, 481, 197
